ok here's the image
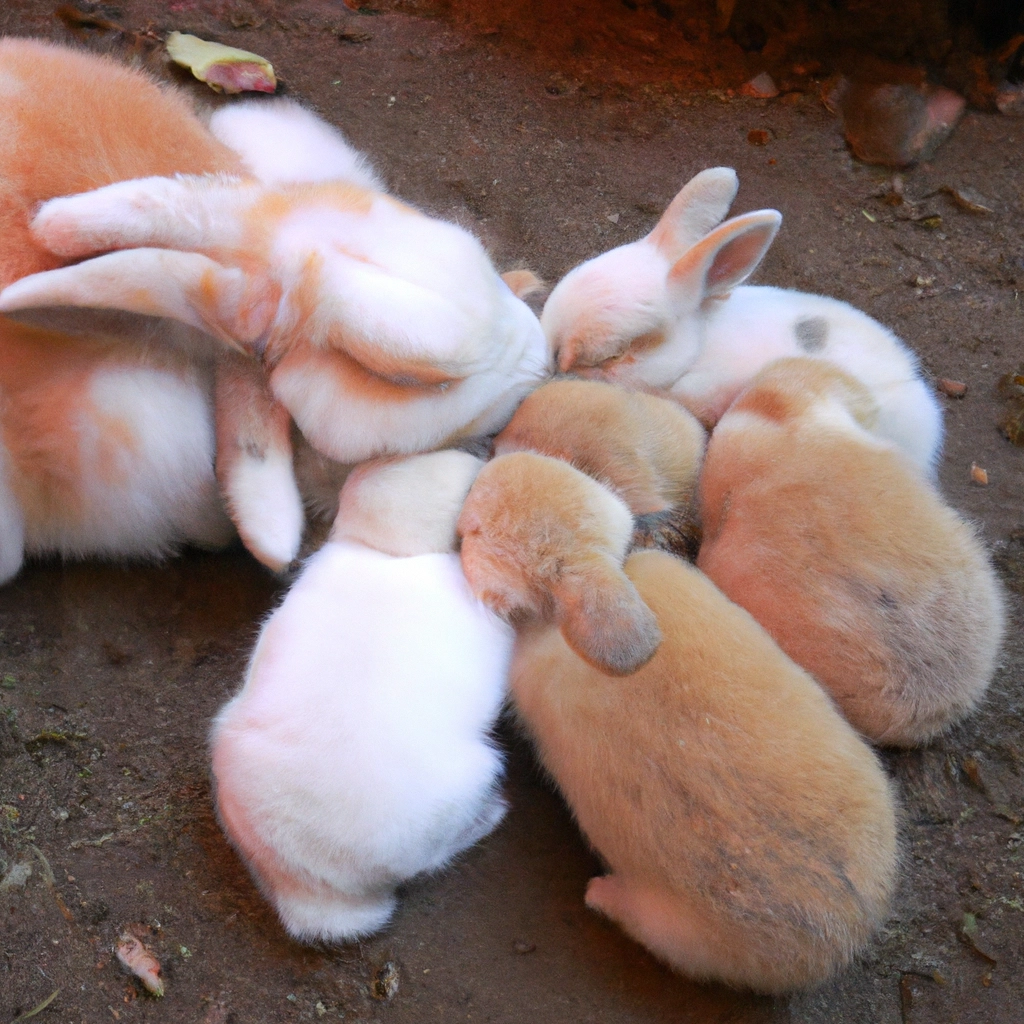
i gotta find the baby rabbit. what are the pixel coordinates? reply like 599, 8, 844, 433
210, 450, 514, 941
458, 454, 897, 994
541, 167, 942, 473
492, 377, 707, 558
0, 40, 549, 580
697, 357, 1004, 747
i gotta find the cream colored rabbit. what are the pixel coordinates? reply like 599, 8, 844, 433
458, 454, 897, 993
697, 357, 1004, 746
541, 167, 942, 473
0, 39, 548, 581
211, 451, 513, 941
492, 377, 706, 558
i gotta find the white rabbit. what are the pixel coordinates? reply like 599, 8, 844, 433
542, 167, 942, 473
0, 39, 550, 580
210, 450, 515, 941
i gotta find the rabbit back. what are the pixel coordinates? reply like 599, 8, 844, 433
211, 542, 513, 940
511, 548, 897, 992
697, 373, 1003, 745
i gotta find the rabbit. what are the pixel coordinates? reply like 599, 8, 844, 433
541, 167, 942, 474
457, 454, 898, 994
697, 357, 1005, 747
492, 377, 707, 558
0, 39, 246, 584
0, 39, 549, 580
210, 449, 515, 942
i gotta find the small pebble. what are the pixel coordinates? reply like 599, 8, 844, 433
970, 463, 989, 486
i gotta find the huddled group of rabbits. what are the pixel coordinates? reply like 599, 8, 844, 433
0, 38, 1006, 995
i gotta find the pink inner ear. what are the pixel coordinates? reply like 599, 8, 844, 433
705, 228, 772, 294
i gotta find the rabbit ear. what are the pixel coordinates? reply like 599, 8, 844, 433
648, 168, 740, 262
29, 175, 251, 260
667, 209, 781, 310
553, 556, 662, 676
317, 258, 485, 382
0, 249, 279, 352
215, 353, 304, 572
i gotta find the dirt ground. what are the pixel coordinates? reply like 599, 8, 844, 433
1, 1, 1023, 1022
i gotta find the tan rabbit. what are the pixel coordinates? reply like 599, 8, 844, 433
458, 455, 897, 993
697, 357, 1005, 747
493, 377, 706, 558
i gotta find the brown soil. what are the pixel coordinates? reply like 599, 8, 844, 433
1, 2, 1022, 1022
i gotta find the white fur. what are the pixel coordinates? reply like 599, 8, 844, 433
222, 445, 304, 572
542, 169, 943, 474
0, 447, 25, 584
208, 98, 384, 191
19, 364, 232, 560
210, 453, 515, 942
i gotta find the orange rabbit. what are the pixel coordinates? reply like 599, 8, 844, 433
0, 40, 548, 580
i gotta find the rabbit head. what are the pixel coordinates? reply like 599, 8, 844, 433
0, 174, 553, 464
493, 377, 706, 516
541, 168, 780, 389
729, 357, 880, 433
332, 449, 484, 557
458, 452, 661, 676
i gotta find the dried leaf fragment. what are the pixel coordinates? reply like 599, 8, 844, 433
116, 929, 164, 997
961, 912, 999, 963
970, 463, 989, 486
166, 32, 276, 94
937, 378, 967, 397
931, 184, 995, 214
11, 988, 59, 1022
370, 960, 399, 1000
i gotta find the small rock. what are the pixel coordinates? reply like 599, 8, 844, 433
835, 78, 966, 167
0, 861, 33, 891
513, 941, 536, 954
740, 72, 778, 98
997, 86, 1024, 115
937, 378, 967, 397
970, 463, 989, 486
747, 128, 771, 146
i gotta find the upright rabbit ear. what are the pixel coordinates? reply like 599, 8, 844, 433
648, 168, 740, 262
215, 353, 304, 572
0, 249, 279, 352
552, 556, 662, 676
667, 209, 781, 311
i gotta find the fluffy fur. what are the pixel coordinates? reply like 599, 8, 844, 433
210, 450, 514, 941
493, 377, 706, 558
458, 452, 661, 677
541, 167, 942, 473
697, 357, 1005, 746
0, 40, 549, 579
509, 548, 898, 994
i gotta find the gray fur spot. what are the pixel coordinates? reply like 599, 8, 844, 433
795, 316, 828, 353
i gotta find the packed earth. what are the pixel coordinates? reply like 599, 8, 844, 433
1, 2, 1022, 1022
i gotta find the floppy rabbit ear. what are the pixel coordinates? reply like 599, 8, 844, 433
30, 175, 252, 259
667, 209, 781, 310
553, 556, 662, 676
318, 258, 486, 381
0, 249, 279, 352
648, 168, 740, 262
215, 353, 304, 572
